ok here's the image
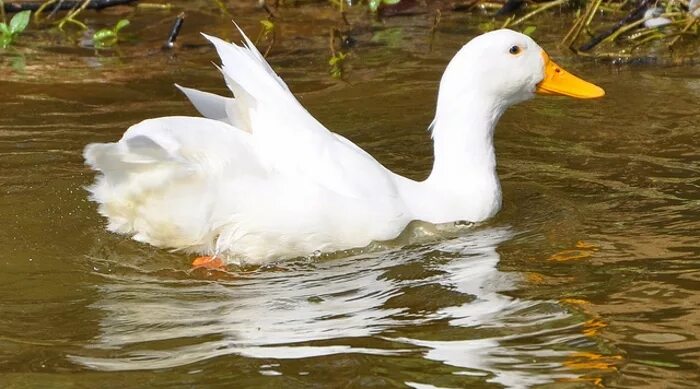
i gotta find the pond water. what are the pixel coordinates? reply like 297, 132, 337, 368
0, 2, 698, 388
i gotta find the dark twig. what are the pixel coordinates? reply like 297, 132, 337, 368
3, 0, 137, 13
261, 1, 276, 18
163, 12, 184, 49
578, 0, 654, 51
329, 28, 337, 58
429, 9, 441, 52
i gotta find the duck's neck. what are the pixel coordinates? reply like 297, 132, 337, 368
428, 95, 504, 184
402, 93, 508, 224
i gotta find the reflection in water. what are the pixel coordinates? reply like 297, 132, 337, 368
71, 227, 598, 387
396, 230, 577, 388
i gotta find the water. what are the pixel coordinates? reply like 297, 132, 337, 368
1, 4, 698, 388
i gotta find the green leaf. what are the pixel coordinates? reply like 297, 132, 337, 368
0, 23, 10, 36
93, 28, 116, 43
0, 35, 11, 49
368, 0, 381, 12
328, 52, 346, 66
383, 0, 401, 4
522, 25, 537, 36
260, 19, 274, 31
114, 19, 130, 33
9, 10, 31, 35
328, 52, 346, 79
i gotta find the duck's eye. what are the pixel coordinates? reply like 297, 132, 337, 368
509, 45, 521, 55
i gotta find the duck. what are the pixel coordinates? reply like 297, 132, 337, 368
84, 25, 604, 267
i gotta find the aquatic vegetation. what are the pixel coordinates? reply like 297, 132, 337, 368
0, 9, 29, 48
368, 0, 401, 12
328, 0, 403, 13
34, 0, 91, 30
256, 18, 276, 56
328, 28, 347, 79
92, 19, 129, 48
522, 25, 537, 36
328, 0, 700, 62
475, 0, 697, 60
27, 0, 137, 30
328, 50, 346, 78
0, 0, 697, 68
557, 0, 700, 59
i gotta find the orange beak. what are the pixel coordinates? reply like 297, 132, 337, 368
536, 51, 605, 99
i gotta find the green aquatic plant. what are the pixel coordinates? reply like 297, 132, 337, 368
328, 51, 346, 79
256, 19, 275, 56
368, 0, 401, 12
0, 10, 30, 48
258, 19, 274, 42
560, 0, 699, 58
48, 0, 90, 30
522, 25, 537, 36
93, 19, 130, 48
328, 28, 346, 79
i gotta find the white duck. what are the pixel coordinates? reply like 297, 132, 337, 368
84, 26, 604, 266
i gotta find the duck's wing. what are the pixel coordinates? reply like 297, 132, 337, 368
180, 28, 400, 201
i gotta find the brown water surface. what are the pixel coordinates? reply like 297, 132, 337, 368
0, 3, 698, 388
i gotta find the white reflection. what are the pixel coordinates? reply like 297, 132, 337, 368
395, 228, 577, 388
73, 249, 409, 370
72, 226, 588, 388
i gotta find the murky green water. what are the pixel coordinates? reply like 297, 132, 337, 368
1, 2, 698, 388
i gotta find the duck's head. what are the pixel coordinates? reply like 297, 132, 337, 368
438, 29, 604, 110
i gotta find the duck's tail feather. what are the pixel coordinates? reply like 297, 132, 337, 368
175, 84, 254, 133
203, 33, 287, 103
84, 116, 262, 252
175, 27, 291, 135
175, 84, 231, 124
196, 25, 338, 178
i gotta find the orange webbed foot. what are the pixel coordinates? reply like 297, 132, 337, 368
192, 256, 226, 270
